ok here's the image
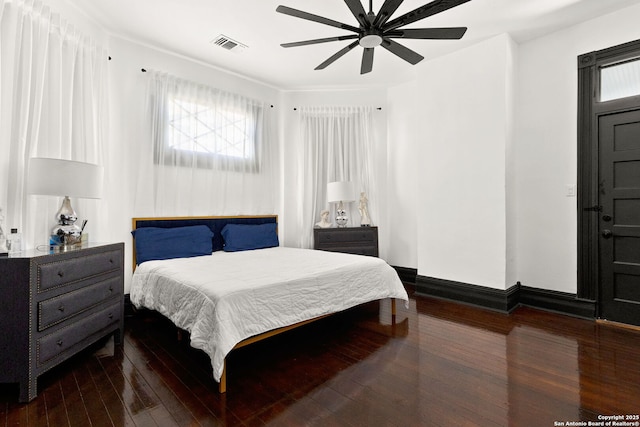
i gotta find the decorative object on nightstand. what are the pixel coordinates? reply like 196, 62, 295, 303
314, 226, 378, 257
327, 181, 355, 228
315, 209, 332, 228
27, 158, 104, 248
358, 192, 371, 227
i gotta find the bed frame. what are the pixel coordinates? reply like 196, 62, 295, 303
131, 215, 397, 393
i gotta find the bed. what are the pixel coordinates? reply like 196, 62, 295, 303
129, 215, 409, 393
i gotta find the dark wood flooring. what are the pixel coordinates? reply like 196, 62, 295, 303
2, 285, 640, 426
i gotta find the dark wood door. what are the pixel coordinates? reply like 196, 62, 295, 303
598, 108, 640, 326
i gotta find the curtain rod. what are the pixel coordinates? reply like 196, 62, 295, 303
139, 68, 273, 107
293, 107, 382, 111
139, 70, 376, 112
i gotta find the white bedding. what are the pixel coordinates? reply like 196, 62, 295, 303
130, 246, 408, 382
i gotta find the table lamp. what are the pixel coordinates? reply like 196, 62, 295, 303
27, 158, 104, 247
327, 181, 355, 228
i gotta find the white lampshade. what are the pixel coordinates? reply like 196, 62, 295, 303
28, 158, 104, 199
327, 181, 355, 203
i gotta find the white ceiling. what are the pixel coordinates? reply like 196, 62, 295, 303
69, 0, 640, 90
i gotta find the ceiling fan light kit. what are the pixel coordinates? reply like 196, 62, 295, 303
277, 0, 471, 74
360, 34, 383, 48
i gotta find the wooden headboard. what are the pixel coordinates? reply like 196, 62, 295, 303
131, 215, 278, 270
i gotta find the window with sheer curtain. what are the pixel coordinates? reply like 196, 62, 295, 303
161, 95, 260, 170
297, 106, 376, 249
135, 70, 278, 216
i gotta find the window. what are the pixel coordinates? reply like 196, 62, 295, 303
141, 69, 278, 215
167, 98, 256, 159
145, 70, 266, 172
600, 57, 640, 102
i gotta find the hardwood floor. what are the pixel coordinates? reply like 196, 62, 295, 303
2, 285, 640, 426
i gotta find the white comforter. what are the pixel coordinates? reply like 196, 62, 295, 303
130, 246, 408, 382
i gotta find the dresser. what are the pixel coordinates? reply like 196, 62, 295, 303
313, 226, 379, 257
0, 242, 124, 402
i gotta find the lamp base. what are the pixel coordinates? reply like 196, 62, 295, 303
51, 197, 82, 247
335, 208, 348, 228
51, 224, 82, 246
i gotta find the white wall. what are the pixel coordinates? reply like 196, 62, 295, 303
387, 34, 515, 290
420, 34, 515, 290
505, 36, 519, 289
386, 79, 420, 270
514, 3, 640, 293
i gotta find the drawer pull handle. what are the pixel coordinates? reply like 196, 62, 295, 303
108, 313, 113, 319
109, 259, 114, 264
109, 285, 113, 292
56, 340, 63, 347
57, 271, 64, 278
58, 305, 65, 312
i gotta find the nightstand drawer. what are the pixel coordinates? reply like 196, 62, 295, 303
316, 228, 377, 243
37, 300, 121, 366
38, 276, 121, 331
314, 227, 379, 257
321, 245, 378, 257
38, 250, 122, 291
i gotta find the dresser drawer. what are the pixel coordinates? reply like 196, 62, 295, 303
37, 301, 121, 366
316, 228, 377, 243
38, 250, 122, 291
38, 276, 121, 331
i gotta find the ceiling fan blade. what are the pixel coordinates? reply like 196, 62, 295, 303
383, 0, 472, 32
372, 0, 404, 28
282, 35, 359, 48
315, 40, 360, 70
385, 27, 467, 40
343, 0, 368, 27
276, 5, 361, 33
380, 39, 424, 65
361, 48, 374, 74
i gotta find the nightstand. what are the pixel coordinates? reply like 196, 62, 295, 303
0, 242, 124, 402
313, 226, 379, 257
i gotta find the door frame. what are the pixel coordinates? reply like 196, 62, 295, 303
577, 38, 640, 312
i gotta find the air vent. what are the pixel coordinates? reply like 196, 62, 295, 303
210, 34, 247, 53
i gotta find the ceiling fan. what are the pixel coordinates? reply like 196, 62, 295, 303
276, 0, 471, 74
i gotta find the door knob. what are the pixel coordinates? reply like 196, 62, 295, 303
602, 229, 613, 239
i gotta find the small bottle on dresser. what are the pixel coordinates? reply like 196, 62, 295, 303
7, 228, 22, 253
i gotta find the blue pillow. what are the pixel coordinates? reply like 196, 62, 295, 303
132, 225, 214, 264
221, 223, 279, 252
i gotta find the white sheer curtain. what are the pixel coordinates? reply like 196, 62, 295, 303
0, 0, 109, 250
135, 70, 278, 216
297, 106, 376, 248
